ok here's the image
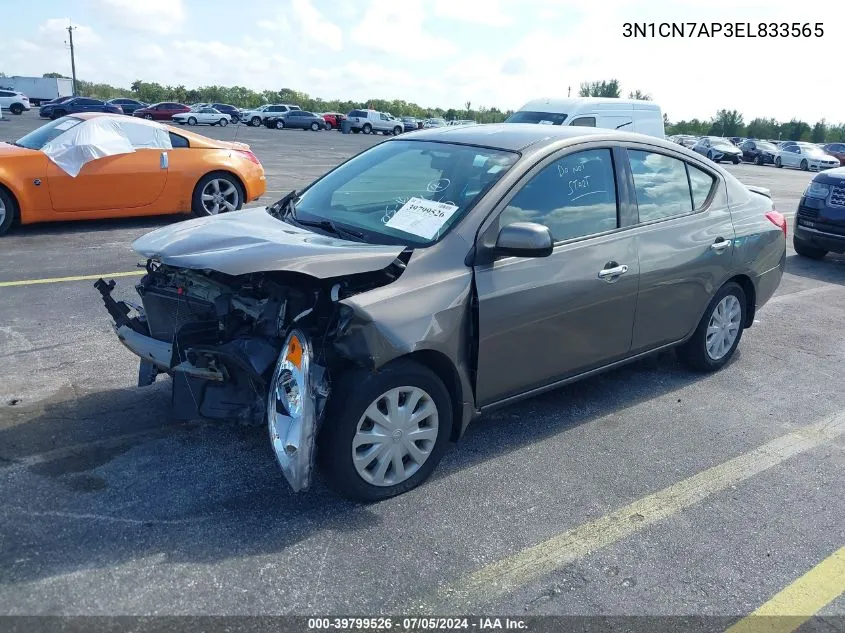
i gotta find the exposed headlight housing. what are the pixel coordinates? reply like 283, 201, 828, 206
274, 330, 308, 417
804, 182, 830, 199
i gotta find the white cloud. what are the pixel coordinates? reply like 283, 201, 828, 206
351, 0, 457, 59
256, 0, 342, 52
432, 0, 512, 27
87, 0, 186, 35
38, 18, 103, 47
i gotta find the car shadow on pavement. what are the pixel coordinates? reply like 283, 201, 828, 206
10, 214, 184, 238
785, 252, 845, 285
0, 349, 715, 587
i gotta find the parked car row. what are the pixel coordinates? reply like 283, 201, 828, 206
669, 134, 845, 171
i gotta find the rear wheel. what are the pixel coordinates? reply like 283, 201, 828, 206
793, 238, 827, 260
362, 123, 372, 134
0, 188, 19, 237
318, 360, 453, 501
677, 282, 746, 372
800, 159, 809, 171
192, 172, 243, 217
275, 119, 285, 129
144, 113, 153, 120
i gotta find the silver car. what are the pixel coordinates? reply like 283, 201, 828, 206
97, 124, 786, 501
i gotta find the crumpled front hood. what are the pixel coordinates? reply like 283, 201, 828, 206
133, 207, 405, 278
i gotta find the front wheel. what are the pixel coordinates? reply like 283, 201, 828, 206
187, 116, 197, 125
192, 172, 243, 217
793, 239, 827, 260
756, 155, 765, 166
275, 119, 285, 129
51, 110, 66, 120
677, 282, 746, 372
219, 118, 228, 127
707, 150, 715, 161
800, 159, 808, 171
775, 156, 782, 168
318, 360, 453, 501
9, 104, 23, 115
732, 156, 740, 164
310, 122, 320, 131
144, 113, 153, 120
393, 126, 402, 135
250, 116, 262, 127
0, 187, 19, 236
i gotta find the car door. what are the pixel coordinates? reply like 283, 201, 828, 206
741, 141, 754, 161
622, 146, 736, 352
474, 145, 640, 406
46, 120, 169, 212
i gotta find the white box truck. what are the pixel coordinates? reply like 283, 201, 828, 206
505, 97, 665, 139
0, 76, 73, 106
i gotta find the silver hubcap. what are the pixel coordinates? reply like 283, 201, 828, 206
706, 295, 742, 360
201, 179, 239, 215
0, 197, 6, 225
352, 386, 438, 487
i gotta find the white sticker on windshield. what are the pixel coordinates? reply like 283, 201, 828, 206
385, 197, 459, 239
54, 119, 81, 131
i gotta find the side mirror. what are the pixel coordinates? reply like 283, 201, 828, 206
495, 222, 553, 258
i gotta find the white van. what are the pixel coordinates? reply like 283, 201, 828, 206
506, 97, 665, 138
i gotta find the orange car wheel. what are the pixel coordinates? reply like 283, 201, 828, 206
0, 187, 19, 237
192, 172, 244, 217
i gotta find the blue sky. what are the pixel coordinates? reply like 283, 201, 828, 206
5, 0, 843, 123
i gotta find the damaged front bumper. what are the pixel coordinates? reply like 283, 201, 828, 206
95, 276, 326, 493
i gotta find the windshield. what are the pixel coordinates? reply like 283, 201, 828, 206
506, 111, 568, 125
758, 142, 777, 151
15, 116, 84, 150
286, 140, 519, 246
802, 145, 825, 155
712, 139, 734, 149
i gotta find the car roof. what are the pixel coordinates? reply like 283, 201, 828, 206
400, 122, 673, 152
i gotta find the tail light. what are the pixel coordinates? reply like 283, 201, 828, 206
765, 210, 787, 238
236, 149, 261, 166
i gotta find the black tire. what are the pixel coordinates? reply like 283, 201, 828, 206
732, 156, 740, 164
9, 104, 23, 115
707, 150, 715, 161
362, 123, 372, 134
0, 187, 19, 237
677, 282, 746, 373
251, 116, 262, 127
800, 159, 808, 171
775, 156, 782, 168
187, 116, 197, 126
793, 238, 827, 260
310, 121, 319, 131
756, 155, 764, 166
191, 172, 244, 218
144, 114, 153, 120
219, 118, 228, 127
393, 126, 402, 135
51, 109, 66, 120
275, 119, 284, 129
318, 359, 453, 502
324, 121, 332, 130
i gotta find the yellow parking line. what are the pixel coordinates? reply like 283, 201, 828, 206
411, 413, 845, 613
724, 545, 845, 633
0, 270, 144, 288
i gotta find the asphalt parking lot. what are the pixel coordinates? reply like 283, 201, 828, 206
1, 111, 843, 624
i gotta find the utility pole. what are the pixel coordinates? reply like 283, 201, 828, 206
66, 24, 77, 96
567, 86, 571, 97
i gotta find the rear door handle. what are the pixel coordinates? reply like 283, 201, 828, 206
598, 264, 629, 280
711, 239, 731, 252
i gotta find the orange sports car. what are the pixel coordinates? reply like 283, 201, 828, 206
0, 112, 266, 236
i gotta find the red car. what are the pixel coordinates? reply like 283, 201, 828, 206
822, 143, 845, 166
321, 112, 346, 129
133, 102, 191, 121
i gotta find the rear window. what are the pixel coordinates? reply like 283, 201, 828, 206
348, 110, 367, 118
169, 132, 189, 148
506, 111, 568, 125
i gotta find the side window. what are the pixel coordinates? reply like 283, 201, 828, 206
570, 116, 596, 127
0, 91, 11, 97
501, 149, 618, 242
168, 132, 189, 148
687, 164, 716, 210
628, 150, 693, 222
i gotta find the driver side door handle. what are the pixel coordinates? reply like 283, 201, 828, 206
598, 264, 629, 280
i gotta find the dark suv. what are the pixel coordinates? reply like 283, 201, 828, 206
793, 167, 845, 259
210, 103, 241, 123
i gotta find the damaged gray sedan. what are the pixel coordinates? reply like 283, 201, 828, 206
97, 124, 786, 500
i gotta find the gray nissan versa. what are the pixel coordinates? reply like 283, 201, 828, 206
793, 167, 845, 259
96, 124, 787, 500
